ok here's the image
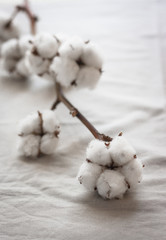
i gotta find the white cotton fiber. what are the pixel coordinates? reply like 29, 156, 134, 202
59, 36, 84, 60
54, 33, 69, 46
42, 110, 59, 133
77, 161, 103, 191
81, 43, 103, 69
17, 134, 40, 157
109, 135, 136, 166
40, 134, 59, 155
18, 112, 41, 135
34, 32, 59, 58
19, 35, 34, 56
26, 51, 50, 75
0, 15, 19, 41
97, 170, 127, 199
1, 38, 21, 58
16, 58, 30, 77
86, 139, 111, 166
50, 56, 79, 87
76, 66, 101, 89
120, 158, 143, 188
0, 35, 33, 79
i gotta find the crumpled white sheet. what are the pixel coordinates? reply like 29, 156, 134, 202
0, 0, 166, 239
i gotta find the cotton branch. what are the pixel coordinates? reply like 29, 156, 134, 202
4, 0, 38, 35
51, 83, 112, 142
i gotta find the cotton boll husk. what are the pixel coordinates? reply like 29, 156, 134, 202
19, 35, 34, 56
34, 33, 59, 58
26, 51, 50, 75
17, 134, 40, 157
77, 161, 103, 191
109, 136, 136, 166
16, 58, 30, 77
97, 170, 128, 199
81, 43, 103, 69
76, 66, 101, 89
119, 158, 143, 188
18, 112, 41, 135
54, 33, 69, 46
1, 58, 17, 71
50, 56, 79, 87
0, 15, 19, 41
42, 110, 59, 133
59, 36, 84, 60
86, 139, 111, 166
40, 134, 59, 155
1, 38, 21, 58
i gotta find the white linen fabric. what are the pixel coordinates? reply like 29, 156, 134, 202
0, 0, 166, 239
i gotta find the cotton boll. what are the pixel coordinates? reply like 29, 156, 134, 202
86, 139, 111, 166
17, 110, 61, 157
18, 112, 41, 135
26, 51, 50, 75
97, 170, 128, 199
50, 56, 79, 87
16, 58, 30, 77
1, 38, 21, 58
76, 66, 101, 89
19, 35, 34, 56
59, 36, 84, 60
34, 32, 59, 58
77, 161, 103, 191
81, 43, 103, 69
109, 135, 136, 166
40, 134, 59, 155
17, 134, 40, 157
120, 158, 143, 188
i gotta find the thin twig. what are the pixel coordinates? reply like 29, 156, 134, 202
24, 0, 38, 35
4, 8, 18, 29
4, 0, 38, 35
51, 99, 60, 110
52, 83, 112, 142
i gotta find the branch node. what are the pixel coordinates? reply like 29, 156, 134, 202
70, 108, 78, 117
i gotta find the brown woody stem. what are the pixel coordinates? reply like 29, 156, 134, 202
4, 0, 37, 35
52, 83, 112, 142
24, 0, 37, 35
51, 99, 60, 110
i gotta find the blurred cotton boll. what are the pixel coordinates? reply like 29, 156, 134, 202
17, 110, 60, 157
